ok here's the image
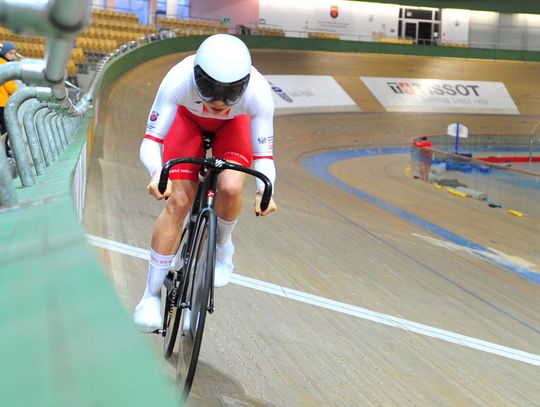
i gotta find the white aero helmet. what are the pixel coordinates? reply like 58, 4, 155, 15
193, 34, 252, 106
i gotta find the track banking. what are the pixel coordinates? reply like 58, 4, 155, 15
387, 81, 480, 97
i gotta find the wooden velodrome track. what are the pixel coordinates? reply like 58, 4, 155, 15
84, 49, 540, 406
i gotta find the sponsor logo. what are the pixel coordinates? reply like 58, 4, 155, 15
150, 111, 159, 121
258, 137, 267, 144
150, 255, 171, 266
269, 82, 293, 103
265, 75, 358, 111
170, 168, 194, 174
330, 5, 339, 19
387, 81, 480, 97
361, 76, 518, 114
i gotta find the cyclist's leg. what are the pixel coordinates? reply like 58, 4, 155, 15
134, 180, 198, 331
133, 108, 202, 331
213, 114, 252, 223
211, 115, 252, 287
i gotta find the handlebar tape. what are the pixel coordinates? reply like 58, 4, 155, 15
259, 181, 272, 212
158, 167, 169, 195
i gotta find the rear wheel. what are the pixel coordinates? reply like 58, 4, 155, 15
177, 212, 216, 401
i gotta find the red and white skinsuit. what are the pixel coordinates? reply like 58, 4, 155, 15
140, 54, 276, 193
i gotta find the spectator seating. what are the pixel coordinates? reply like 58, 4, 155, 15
92, 8, 139, 23
2, 9, 156, 77
441, 41, 469, 47
77, 9, 155, 54
157, 16, 228, 35
0, 25, 84, 77
256, 26, 285, 37
379, 37, 414, 45
308, 32, 340, 40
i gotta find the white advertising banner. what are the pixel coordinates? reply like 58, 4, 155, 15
360, 77, 519, 115
259, 0, 399, 41
265, 75, 359, 115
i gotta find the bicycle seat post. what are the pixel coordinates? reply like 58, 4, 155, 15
202, 131, 215, 156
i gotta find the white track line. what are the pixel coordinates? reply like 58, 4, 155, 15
86, 234, 540, 367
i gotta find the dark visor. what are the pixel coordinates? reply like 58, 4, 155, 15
194, 65, 250, 106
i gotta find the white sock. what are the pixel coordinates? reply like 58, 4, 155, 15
217, 217, 236, 247
142, 249, 175, 298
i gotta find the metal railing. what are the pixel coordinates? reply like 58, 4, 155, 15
0, 0, 165, 209
0, 0, 91, 207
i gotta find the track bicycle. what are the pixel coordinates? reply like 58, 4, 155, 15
156, 132, 272, 401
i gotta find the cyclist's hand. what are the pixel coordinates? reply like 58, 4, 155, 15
147, 168, 171, 200
254, 192, 277, 217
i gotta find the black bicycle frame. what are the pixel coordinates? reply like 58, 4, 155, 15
159, 157, 272, 310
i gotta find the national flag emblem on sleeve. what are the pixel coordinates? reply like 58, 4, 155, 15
150, 111, 159, 121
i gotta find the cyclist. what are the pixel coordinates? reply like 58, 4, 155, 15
134, 34, 278, 332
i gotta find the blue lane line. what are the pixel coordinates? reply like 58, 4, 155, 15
302, 147, 540, 285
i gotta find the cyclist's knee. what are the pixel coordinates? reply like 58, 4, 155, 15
218, 178, 243, 200
165, 189, 191, 218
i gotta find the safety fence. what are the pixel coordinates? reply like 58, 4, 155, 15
0, 1, 179, 406
411, 134, 540, 220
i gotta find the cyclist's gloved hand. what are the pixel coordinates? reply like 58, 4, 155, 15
254, 192, 277, 217
148, 167, 172, 200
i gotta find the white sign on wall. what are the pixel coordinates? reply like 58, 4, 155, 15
265, 75, 359, 114
312, 1, 354, 33
361, 77, 519, 115
259, 0, 399, 41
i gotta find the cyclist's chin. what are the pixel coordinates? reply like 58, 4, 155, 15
205, 101, 228, 112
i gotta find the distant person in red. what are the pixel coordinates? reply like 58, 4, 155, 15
412, 136, 432, 181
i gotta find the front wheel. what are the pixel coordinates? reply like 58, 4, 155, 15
163, 226, 190, 359
177, 211, 216, 402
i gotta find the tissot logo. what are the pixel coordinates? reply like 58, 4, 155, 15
360, 76, 519, 115
330, 5, 339, 19
387, 82, 480, 97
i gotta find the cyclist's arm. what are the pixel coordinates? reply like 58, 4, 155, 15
140, 62, 190, 198
140, 62, 189, 175
140, 96, 176, 179
248, 78, 277, 216
249, 78, 276, 195
140, 138, 163, 177
140, 95, 176, 199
